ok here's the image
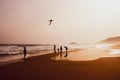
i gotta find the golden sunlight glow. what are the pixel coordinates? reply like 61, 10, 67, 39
95, 44, 109, 49
110, 49, 120, 55
1, 0, 120, 44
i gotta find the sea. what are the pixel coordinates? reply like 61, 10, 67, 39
0, 44, 93, 64
0, 43, 120, 65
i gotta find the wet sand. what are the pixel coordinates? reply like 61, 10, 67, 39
0, 50, 120, 80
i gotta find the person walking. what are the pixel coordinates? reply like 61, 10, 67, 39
23, 46, 27, 59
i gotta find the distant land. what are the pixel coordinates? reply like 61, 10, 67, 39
69, 42, 79, 45
100, 36, 120, 44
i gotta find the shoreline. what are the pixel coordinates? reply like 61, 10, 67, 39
0, 48, 81, 66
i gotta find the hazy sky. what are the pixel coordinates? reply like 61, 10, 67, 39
1, 0, 120, 44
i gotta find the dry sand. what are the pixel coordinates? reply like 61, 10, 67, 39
0, 50, 120, 80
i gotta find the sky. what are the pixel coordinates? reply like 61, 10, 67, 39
0, 0, 120, 44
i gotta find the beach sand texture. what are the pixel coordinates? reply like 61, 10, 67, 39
0, 49, 120, 80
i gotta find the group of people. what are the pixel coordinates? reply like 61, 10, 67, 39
54, 45, 68, 58
22, 45, 68, 60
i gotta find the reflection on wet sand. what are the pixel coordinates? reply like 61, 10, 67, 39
54, 48, 120, 61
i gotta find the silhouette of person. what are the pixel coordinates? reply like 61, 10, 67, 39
57, 48, 59, 53
49, 19, 54, 26
60, 46, 62, 58
54, 45, 56, 53
64, 46, 68, 57
23, 46, 27, 59
53, 45, 56, 60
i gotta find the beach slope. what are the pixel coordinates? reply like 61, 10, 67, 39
0, 52, 120, 80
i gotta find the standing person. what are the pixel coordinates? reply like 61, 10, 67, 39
60, 46, 63, 58
57, 48, 59, 53
54, 45, 56, 53
23, 46, 27, 59
53, 45, 56, 60
64, 46, 68, 57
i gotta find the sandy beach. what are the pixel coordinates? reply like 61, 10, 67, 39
0, 49, 120, 80
1, 0, 120, 80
